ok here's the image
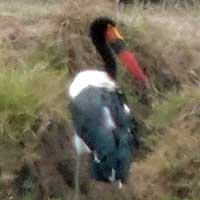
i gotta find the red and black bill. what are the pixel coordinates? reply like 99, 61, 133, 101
105, 25, 149, 85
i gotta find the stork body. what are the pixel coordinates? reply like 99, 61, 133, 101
68, 17, 149, 187
70, 70, 133, 184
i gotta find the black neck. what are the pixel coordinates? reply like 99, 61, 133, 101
90, 17, 117, 79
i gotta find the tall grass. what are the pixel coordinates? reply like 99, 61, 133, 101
0, 0, 200, 199
148, 93, 188, 128
0, 0, 62, 18
0, 67, 67, 142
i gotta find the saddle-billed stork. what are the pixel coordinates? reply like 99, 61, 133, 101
68, 17, 149, 189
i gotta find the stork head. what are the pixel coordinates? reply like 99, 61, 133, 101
90, 17, 116, 47
90, 17, 148, 84
90, 17, 125, 57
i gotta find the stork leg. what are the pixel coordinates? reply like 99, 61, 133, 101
73, 133, 91, 199
117, 179, 123, 189
74, 152, 80, 200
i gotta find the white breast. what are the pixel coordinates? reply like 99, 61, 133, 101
68, 70, 117, 99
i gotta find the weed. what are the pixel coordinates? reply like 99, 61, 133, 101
148, 93, 188, 128
0, 67, 68, 142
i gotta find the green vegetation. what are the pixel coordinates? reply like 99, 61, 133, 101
0, 0, 199, 199
0, 68, 38, 140
148, 93, 188, 128
0, 63, 68, 144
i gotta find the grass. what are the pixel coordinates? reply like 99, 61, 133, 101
148, 93, 188, 128
27, 41, 68, 70
0, 69, 38, 140
0, 67, 68, 142
0, 0, 200, 199
0, 0, 62, 19
143, 85, 200, 151
131, 85, 200, 200
161, 132, 200, 200
132, 122, 200, 200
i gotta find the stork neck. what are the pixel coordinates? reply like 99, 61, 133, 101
96, 43, 117, 80
89, 17, 117, 80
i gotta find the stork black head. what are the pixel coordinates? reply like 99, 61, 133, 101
89, 17, 148, 84
90, 17, 116, 48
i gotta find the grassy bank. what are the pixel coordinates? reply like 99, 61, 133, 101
0, 0, 199, 199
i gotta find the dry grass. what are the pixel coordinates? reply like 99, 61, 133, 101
131, 118, 200, 200
0, 0, 200, 200
0, 0, 62, 18
130, 86, 200, 200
